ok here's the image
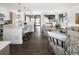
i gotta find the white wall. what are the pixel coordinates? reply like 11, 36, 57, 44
0, 6, 11, 25
41, 9, 68, 26
0, 5, 25, 26
41, 5, 79, 27
1, 4, 79, 27
0, 6, 10, 20
67, 5, 79, 27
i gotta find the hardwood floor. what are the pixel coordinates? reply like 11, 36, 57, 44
0, 35, 3, 41
10, 26, 55, 55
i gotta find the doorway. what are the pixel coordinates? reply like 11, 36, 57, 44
35, 15, 41, 26
25, 15, 41, 26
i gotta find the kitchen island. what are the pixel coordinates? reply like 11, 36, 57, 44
3, 24, 23, 44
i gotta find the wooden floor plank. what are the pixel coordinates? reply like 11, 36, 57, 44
10, 26, 54, 55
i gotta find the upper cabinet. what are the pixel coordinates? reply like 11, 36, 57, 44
10, 12, 16, 25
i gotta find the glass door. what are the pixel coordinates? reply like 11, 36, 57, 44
35, 15, 41, 26
25, 15, 41, 26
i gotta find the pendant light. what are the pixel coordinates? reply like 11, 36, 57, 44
18, 3, 21, 19
17, 3, 22, 26
24, 7, 26, 15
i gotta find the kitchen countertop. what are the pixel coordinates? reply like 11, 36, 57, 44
0, 41, 11, 51
3, 24, 23, 29
47, 31, 68, 41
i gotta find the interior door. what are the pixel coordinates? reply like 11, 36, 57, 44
75, 13, 79, 24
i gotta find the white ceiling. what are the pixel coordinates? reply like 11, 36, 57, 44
0, 3, 79, 12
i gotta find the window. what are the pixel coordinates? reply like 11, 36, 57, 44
59, 13, 67, 22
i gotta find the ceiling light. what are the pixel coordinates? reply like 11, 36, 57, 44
24, 7, 26, 15
18, 3, 21, 12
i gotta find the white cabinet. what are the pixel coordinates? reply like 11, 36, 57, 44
3, 25, 23, 44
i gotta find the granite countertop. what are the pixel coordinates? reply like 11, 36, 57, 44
0, 41, 11, 51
